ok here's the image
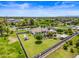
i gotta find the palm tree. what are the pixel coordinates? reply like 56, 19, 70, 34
0, 20, 4, 36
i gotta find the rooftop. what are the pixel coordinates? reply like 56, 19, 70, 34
30, 27, 56, 34
7, 19, 20, 22
56, 34, 68, 38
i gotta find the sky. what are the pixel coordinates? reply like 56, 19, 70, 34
0, 1, 79, 17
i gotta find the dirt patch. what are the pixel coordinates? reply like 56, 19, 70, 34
8, 37, 18, 44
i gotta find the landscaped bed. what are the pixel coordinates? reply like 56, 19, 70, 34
45, 35, 79, 58
18, 33, 60, 57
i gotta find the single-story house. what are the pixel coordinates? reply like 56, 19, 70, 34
30, 27, 56, 35
56, 34, 68, 39
30, 27, 48, 35
49, 29, 56, 32
7, 19, 20, 23
75, 55, 79, 58
71, 26, 79, 31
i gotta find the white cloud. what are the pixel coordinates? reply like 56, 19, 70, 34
54, 2, 60, 5
57, 4, 75, 8
0, 8, 79, 17
0, 2, 30, 9
16, 3, 30, 9
65, 10, 79, 16
0, 2, 78, 17
0, 3, 7, 6
53, 1, 75, 9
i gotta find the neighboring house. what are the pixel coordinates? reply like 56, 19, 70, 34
75, 55, 79, 58
56, 34, 68, 39
7, 19, 20, 23
49, 29, 56, 32
71, 26, 79, 31
65, 21, 73, 25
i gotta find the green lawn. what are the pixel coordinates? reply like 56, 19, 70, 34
18, 33, 60, 57
17, 29, 27, 33
0, 36, 25, 58
46, 35, 79, 58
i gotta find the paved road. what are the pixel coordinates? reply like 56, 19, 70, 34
16, 32, 28, 58
34, 32, 79, 58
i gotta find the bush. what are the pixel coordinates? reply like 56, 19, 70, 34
26, 31, 29, 33
63, 44, 68, 50
35, 41, 42, 45
10, 31, 14, 34
76, 41, 79, 48
70, 48, 74, 53
54, 38, 57, 40
35, 33, 43, 40
69, 40, 73, 45
63, 45, 68, 50
77, 47, 79, 53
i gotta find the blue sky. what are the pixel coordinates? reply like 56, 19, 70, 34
0, 1, 79, 17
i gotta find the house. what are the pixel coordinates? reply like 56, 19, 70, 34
30, 27, 48, 35
71, 26, 79, 31
7, 19, 20, 23
56, 34, 68, 40
49, 29, 56, 32
30, 27, 56, 35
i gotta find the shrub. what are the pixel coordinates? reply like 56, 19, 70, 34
70, 48, 74, 53
35, 33, 43, 40
35, 41, 42, 45
10, 31, 14, 34
76, 41, 79, 48
77, 47, 79, 53
69, 40, 73, 45
63, 44, 68, 50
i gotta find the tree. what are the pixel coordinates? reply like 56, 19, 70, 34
68, 28, 73, 35
56, 29, 63, 34
76, 41, 79, 48
63, 44, 68, 50
47, 32, 56, 38
35, 33, 43, 40
70, 48, 74, 53
28, 18, 34, 26
77, 47, 79, 53
69, 40, 73, 45
5, 27, 10, 36
0, 25, 3, 36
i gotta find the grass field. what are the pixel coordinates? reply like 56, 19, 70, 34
46, 35, 79, 58
18, 33, 60, 57
0, 35, 25, 58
